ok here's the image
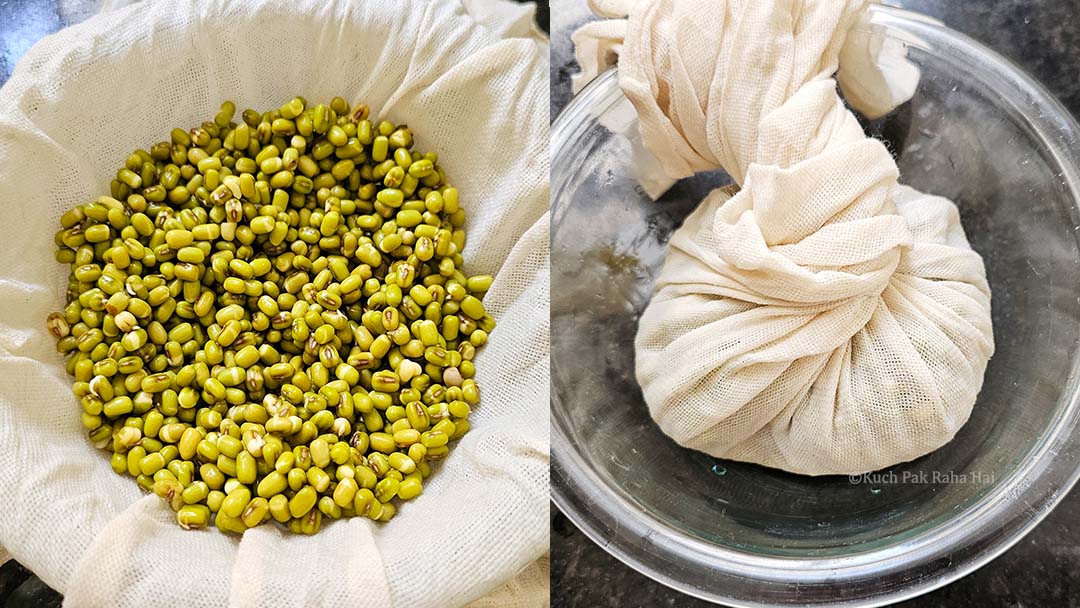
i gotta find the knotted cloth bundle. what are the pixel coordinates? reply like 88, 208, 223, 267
575, 0, 995, 475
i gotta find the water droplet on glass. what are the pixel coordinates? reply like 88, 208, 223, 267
711, 464, 727, 476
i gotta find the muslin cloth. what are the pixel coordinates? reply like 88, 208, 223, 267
0, 0, 550, 605
575, 0, 994, 475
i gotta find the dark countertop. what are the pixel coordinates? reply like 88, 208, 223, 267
0, 1, 548, 606
551, 0, 1080, 607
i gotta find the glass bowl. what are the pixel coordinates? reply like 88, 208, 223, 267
550, 5, 1080, 607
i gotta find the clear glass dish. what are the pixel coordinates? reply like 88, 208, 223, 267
550, 5, 1080, 607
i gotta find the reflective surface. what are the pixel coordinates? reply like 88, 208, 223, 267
0, 0, 93, 86
551, 6, 1080, 606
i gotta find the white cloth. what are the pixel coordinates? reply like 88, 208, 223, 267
570, 0, 921, 200
0, 0, 550, 605
575, 0, 994, 476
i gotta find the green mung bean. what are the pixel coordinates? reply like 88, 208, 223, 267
47, 97, 494, 535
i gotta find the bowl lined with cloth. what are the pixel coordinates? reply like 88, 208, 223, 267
552, 5, 1080, 606
0, 0, 550, 606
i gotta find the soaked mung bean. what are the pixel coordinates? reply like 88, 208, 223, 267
49, 97, 495, 534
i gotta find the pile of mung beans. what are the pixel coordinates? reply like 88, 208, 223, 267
46, 97, 494, 534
